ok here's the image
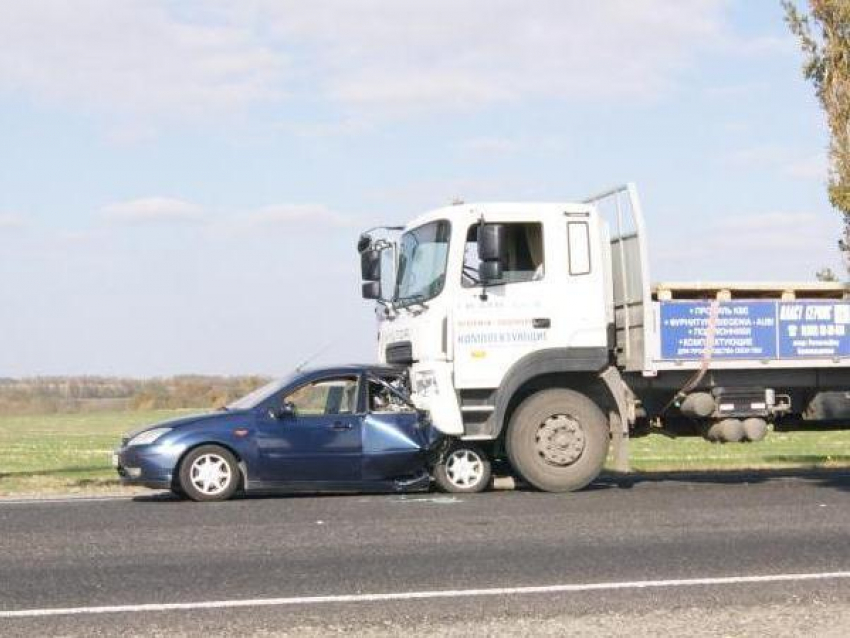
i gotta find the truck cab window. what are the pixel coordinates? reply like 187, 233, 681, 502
463, 222, 544, 286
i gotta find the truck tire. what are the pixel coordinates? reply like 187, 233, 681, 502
703, 420, 723, 442
178, 445, 240, 502
506, 389, 609, 493
718, 418, 744, 443
742, 418, 768, 442
433, 442, 492, 493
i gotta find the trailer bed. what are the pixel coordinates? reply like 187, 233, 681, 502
646, 283, 850, 373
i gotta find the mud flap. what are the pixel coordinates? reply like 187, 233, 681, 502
600, 367, 632, 473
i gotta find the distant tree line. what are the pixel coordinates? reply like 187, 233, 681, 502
0, 376, 270, 415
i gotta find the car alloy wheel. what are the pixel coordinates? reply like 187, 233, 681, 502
189, 453, 233, 496
445, 448, 485, 489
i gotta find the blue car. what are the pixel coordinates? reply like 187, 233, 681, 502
113, 365, 468, 501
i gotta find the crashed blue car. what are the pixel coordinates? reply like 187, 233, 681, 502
114, 365, 486, 501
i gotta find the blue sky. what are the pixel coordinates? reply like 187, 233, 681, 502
0, 0, 839, 377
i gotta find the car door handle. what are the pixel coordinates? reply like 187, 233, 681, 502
331, 421, 353, 430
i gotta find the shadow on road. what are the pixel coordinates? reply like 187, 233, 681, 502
129, 467, 850, 503
599, 466, 850, 493
130, 490, 407, 504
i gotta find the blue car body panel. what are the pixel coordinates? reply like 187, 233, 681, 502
254, 411, 363, 483
361, 412, 430, 481
115, 365, 443, 494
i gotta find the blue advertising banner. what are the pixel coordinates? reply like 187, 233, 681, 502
778, 301, 850, 358
660, 301, 777, 360
660, 300, 850, 361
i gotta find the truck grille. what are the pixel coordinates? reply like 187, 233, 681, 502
386, 341, 414, 364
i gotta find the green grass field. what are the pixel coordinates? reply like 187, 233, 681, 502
1, 410, 850, 496
0, 410, 201, 496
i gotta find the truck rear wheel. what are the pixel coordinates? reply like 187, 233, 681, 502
506, 389, 609, 493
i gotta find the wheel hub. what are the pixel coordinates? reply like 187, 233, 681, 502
535, 414, 586, 466
445, 449, 484, 488
190, 454, 231, 495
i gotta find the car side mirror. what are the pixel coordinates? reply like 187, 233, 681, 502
477, 223, 506, 285
271, 401, 296, 420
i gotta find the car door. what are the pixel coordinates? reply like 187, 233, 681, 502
361, 374, 432, 481
256, 376, 363, 484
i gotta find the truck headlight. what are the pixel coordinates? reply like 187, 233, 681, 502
414, 370, 439, 398
127, 427, 172, 447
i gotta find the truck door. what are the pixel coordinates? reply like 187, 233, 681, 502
453, 216, 607, 390
453, 221, 557, 389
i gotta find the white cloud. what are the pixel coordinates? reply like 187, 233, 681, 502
725, 146, 827, 182
243, 204, 351, 229
459, 137, 526, 157
0, 212, 24, 230
0, 0, 733, 119
252, 0, 729, 111
0, 0, 285, 117
101, 197, 205, 224
456, 135, 567, 158
785, 155, 828, 181
726, 145, 789, 167
654, 210, 842, 280
285, 118, 372, 139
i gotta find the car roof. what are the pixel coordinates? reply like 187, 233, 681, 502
294, 364, 405, 378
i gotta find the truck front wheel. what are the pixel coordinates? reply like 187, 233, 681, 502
506, 389, 609, 492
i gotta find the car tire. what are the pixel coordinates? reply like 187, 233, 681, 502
433, 443, 491, 493
178, 445, 240, 502
506, 389, 608, 493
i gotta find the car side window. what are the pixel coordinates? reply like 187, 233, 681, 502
368, 376, 414, 413
462, 222, 544, 286
284, 378, 358, 415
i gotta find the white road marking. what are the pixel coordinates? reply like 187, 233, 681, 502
2, 571, 849, 619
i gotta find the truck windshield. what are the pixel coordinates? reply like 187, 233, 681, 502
394, 220, 451, 306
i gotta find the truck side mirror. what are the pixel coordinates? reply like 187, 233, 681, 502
478, 260, 503, 283
477, 223, 506, 284
362, 281, 382, 300
360, 249, 381, 282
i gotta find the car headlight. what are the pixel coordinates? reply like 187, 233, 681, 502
414, 370, 439, 398
127, 427, 172, 447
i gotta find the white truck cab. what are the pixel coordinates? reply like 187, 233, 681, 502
373, 200, 613, 432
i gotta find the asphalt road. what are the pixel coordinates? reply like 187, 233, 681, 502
2, 471, 850, 636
